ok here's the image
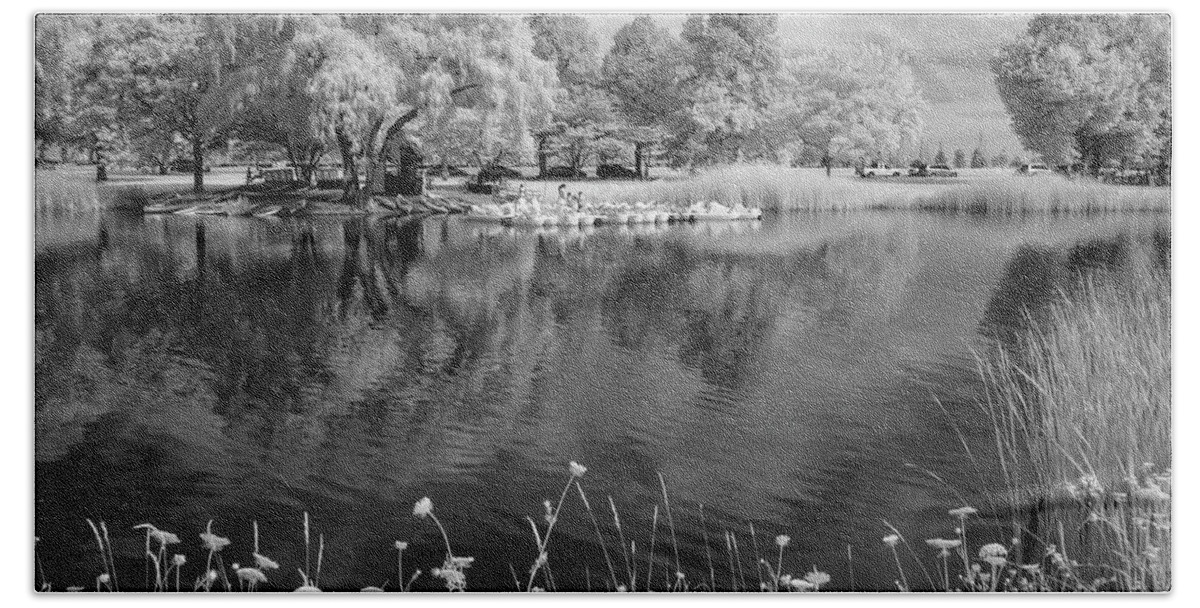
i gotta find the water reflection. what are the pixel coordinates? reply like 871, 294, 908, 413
34, 207, 1167, 591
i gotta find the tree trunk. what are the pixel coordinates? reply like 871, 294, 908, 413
537, 134, 549, 178
336, 128, 360, 204
191, 134, 205, 194
634, 142, 645, 180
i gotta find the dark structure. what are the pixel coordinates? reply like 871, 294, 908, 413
382, 140, 426, 197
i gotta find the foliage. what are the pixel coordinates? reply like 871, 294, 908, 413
971, 148, 988, 168
759, 46, 923, 167
992, 14, 1170, 174
933, 146, 948, 166
953, 149, 967, 168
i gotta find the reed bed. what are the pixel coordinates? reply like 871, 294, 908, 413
519, 165, 1170, 214
976, 242, 1171, 590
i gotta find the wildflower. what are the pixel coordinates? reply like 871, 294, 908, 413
531, 587, 545, 592
535, 552, 548, 568
775, 534, 790, 547
949, 506, 978, 519
925, 538, 961, 551
779, 574, 792, 585
395, 541, 408, 551
253, 553, 279, 570
978, 543, 1008, 567
134, 524, 181, 545
294, 585, 322, 592
172, 554, 186, 567
791, 579, 815, 591
361, 586, 384, 592
206, 570, 218, 582
676, 571, 685, 580
451, 556, 475, 568
616, 585, 628, 592
882, 534, 899, 547
413, 497, 434, 518
98, 573, 110, 585
235, 567, 268, 585
200, 531, 231, 552
804, 569, 831, 587
569, 461, 588, 477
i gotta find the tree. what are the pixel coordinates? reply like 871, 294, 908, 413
601, 15, 691, 177
952, 149, 967, 168
528, 15, 614, 176
678, 14, 781, 165
933, 145, 948, 166
249, 15, 555, 203
992, 14, 1170, 176
990, 151, 1010, 168
85, 15, 250, 192
970, 148, 987, 168
758, 46, 923, 176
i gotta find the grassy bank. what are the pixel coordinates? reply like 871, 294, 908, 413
976, 242, 1171, 590
510, 165, 1170, 214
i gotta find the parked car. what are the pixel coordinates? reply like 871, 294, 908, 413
596, 164, 640, 179
169, 158, 212, 173
1018, 162, 1051, 176
477, 164, 522, 182
861, 163, 901, 178
542, 166, 587, 179
927, 164, 958, 177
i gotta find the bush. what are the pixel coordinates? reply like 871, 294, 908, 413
596, 164, 640, 179
541, 166, 587, 179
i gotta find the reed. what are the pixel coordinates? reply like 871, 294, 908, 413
976, 243, 1171, 590
513, 165, 1169, 214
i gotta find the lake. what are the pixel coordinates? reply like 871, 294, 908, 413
34, 178, 1169, 591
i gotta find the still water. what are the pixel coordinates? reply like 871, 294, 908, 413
34, 186, 1168, 591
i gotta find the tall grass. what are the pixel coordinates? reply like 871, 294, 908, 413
976, 243, 1171, 590
514, 165, 1170, 214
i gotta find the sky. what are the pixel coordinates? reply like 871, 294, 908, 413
586, 13, 1032, 159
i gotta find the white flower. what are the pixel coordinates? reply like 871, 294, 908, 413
569, 461, 588, 477
172, 554, 186, 567
978, 543, 1008, 567
791, 579, 815, 591
98, 573, 110, 584
949, 506, 978, 519
413, 497, 434, 518
925, 538, 961, 551
882, 534, 900, 547
775, 534, 790, 547
235, 567, 268, 585
200, 531, 230, 552
253, 553, 279, 570
395, 541, 408, 551
804, 569, 831, 586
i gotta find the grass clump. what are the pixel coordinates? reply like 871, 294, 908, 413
510, 165, 1169, 214
976, 245, 1170, 590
